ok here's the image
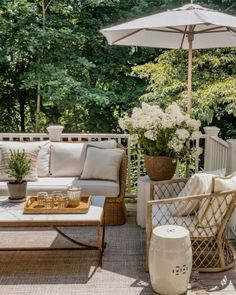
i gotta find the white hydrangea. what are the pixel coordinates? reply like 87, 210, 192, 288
168, 138, 184, 153
119, 101, 201, 158
184, 115, 201, 130
165, 103, 185, 125
191, 147, 203, 159
161, 116, 174, 128
190, 131, 202, 140
144, 130, 156, 141
118, 116, 132, 131
176, 129, 190, 141
130, 134, 139, 145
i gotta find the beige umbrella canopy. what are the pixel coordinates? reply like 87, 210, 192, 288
100, 3, 236, 113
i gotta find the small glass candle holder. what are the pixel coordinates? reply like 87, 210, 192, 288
37, 192, 48, 207
58, 196, 69, 209
44, 196, 54, 209
50, 191, 63, 207
67, 185, 81, 207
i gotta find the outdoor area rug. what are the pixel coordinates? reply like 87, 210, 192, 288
0, 217, 232, 295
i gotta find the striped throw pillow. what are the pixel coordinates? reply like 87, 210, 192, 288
0, 146, 40, 181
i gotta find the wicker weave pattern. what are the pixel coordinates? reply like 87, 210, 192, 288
146, 179, 236, 272
104, 144, 127, 225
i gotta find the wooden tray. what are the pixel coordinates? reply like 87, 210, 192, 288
23, 196, 91, 214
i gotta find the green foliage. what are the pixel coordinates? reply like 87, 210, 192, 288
5, 149, 31, 184
0, 0, 162, 132
0, 0, 235, 136
132, 48, 236, 127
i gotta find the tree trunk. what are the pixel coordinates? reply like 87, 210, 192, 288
19, 96, 25, 132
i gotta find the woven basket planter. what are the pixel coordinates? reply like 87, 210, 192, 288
144, 155, 177, 181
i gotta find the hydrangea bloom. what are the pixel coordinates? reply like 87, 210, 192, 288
119, 102, 201, 160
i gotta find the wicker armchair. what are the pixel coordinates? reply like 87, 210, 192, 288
146, 178, 236, 272
104, 144, 127, 225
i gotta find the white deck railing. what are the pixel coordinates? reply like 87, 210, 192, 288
0, 126, 235, 195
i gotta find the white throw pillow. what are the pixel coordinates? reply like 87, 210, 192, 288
0, 141, 50, 177
197, 173, 236, 228
80, 147, 124, 181
213, 172, 236, 192
79, 140, 117, 176
0, 145, 40, 181
171, 170, 225, 216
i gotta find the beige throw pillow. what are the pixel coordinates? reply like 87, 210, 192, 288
171, 169, 226, 217
78, 140, 117, 176
212, 172, 236, 192
0, 146, 40, 181
197, 173, 236, 228
80, 147, 124, 181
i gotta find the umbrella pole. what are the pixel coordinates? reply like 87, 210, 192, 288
187, 33, 193, 114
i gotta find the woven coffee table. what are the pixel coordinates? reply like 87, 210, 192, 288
0, 195, 106, 266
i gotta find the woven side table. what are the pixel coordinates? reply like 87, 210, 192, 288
148, 225, 192, 295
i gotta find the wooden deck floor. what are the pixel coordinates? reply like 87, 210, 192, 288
126, 203, 236, 295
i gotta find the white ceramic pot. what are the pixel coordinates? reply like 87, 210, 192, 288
149, 225, 192, 295
47, 125, 64, 142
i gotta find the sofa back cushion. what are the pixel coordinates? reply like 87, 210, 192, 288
50, 140, 117, 177
0, 141, 50, 178
50, 142, 84, 177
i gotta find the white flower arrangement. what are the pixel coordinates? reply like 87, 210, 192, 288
119, 102, 201, 159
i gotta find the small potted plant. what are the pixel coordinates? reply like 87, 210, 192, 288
5, 149, 31, 202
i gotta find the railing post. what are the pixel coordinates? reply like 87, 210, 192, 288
226, 139, 236, 174
203, 126, 220, 171
47, 125, 64, 142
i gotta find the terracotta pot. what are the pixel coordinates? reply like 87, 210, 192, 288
144, 155, 177, 181
7, 181, 27, 203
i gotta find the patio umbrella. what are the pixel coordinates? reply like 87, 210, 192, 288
100, 3, 236, 113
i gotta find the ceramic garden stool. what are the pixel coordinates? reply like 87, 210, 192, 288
148, 225, 192, 295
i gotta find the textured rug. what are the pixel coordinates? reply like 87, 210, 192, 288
0, 220, 207, 295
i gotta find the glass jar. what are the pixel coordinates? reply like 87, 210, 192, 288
67, 185, 81, 207
57, 196, 69, 209
44, 196, 54, 209
50, 191, 63, 207
37, 192, 48, 207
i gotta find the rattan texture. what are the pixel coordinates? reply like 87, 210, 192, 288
104, 143, 127, 225
146, 178, 236, 272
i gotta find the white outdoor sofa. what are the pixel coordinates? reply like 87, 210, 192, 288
0, 140, 127, 225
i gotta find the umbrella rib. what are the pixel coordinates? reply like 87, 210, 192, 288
111, 29, 143, 44
147, 28, 186, 34
166, 26, 187, 33
229, 27, 236, 33
194, 26, 230, 34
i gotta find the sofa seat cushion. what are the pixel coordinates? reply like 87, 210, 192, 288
0, 177, 120, 198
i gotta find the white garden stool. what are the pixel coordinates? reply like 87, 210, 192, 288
148, 225, 192, 295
